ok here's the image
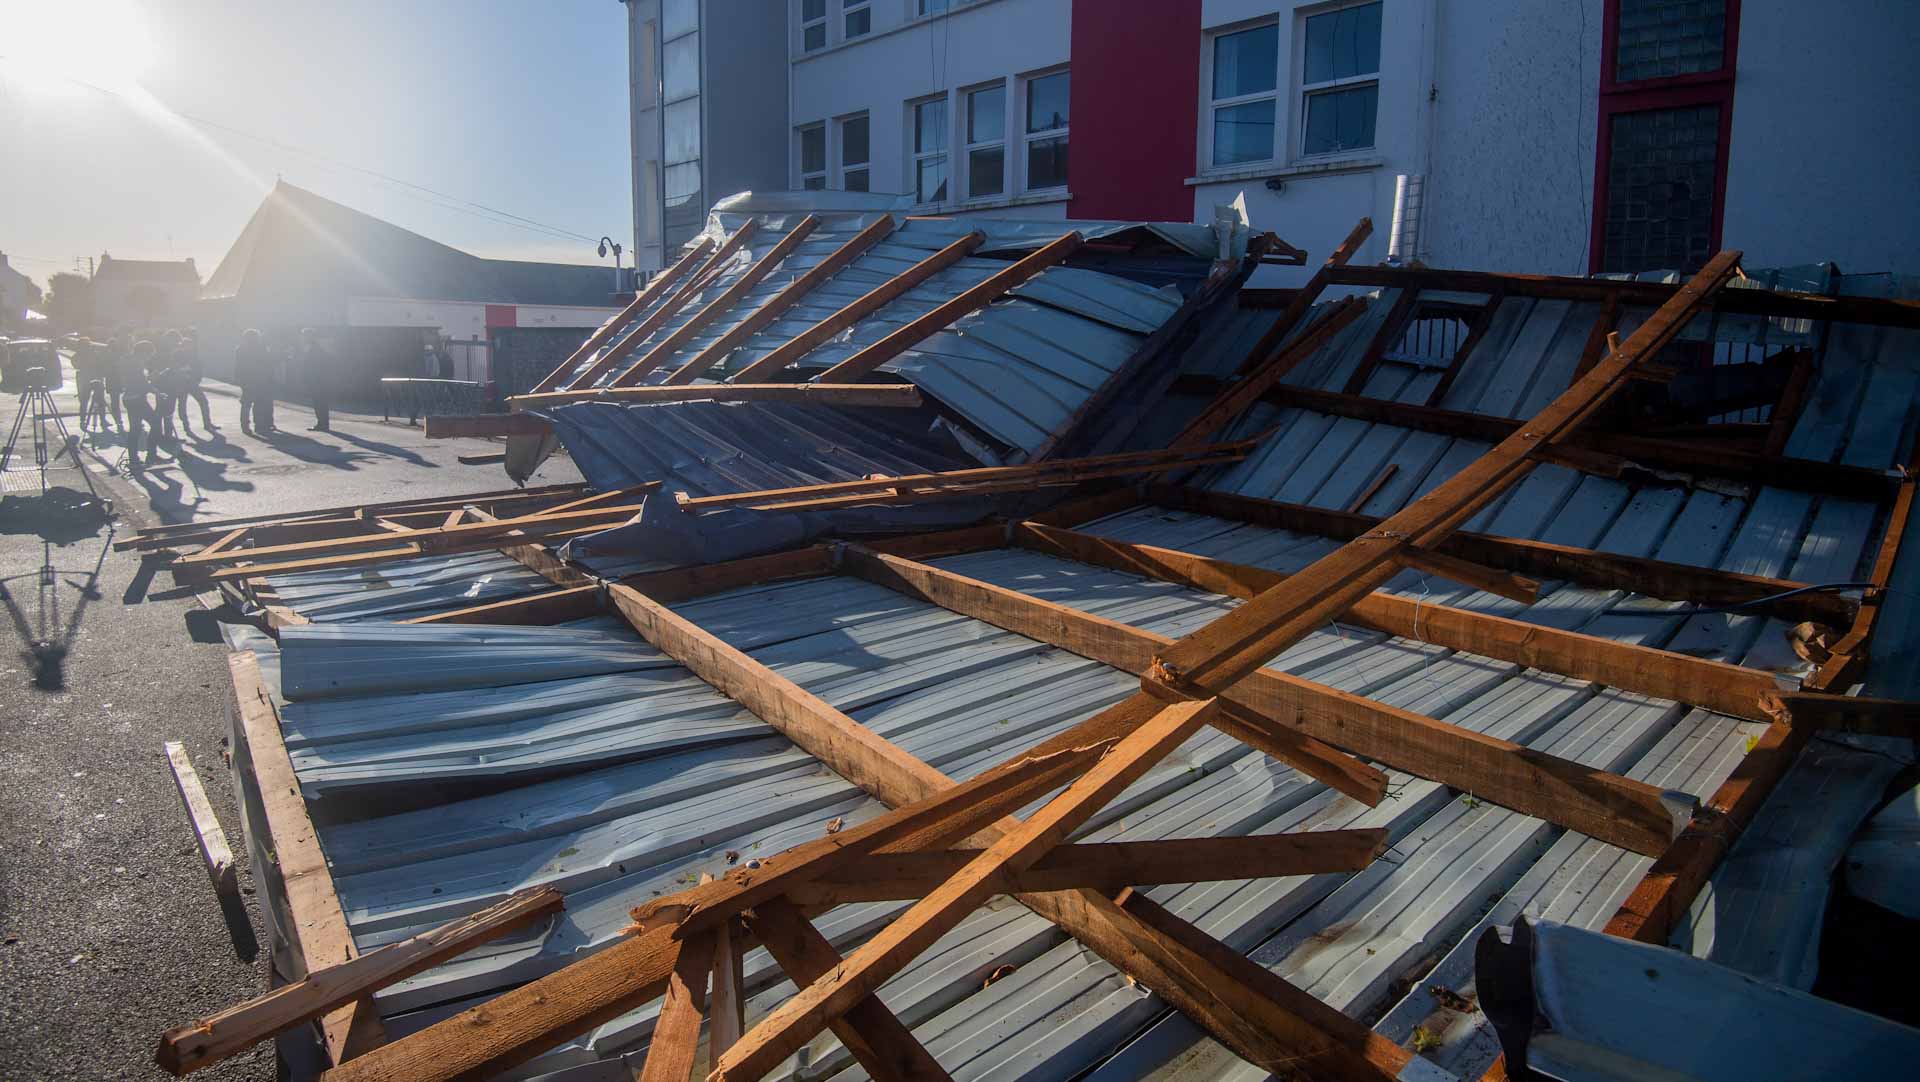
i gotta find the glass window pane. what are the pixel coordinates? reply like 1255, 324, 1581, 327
803, 0, 825, 20
1212, 100, 1274, 166
845, 168, 869, 192
1302, 83, 1377, 155
665, 161, 701, 204
664, 0, 698, 38
968, 146, 1004, 197
845, 8, 870, 37
1212, 25, 1278, 100
1026, 135, 1067, 189
803, 175, 827, 190
841, 115, 869, 166
1305, 1, 1381, 84
665, 98, 701, 165
917, 157, 949, 203
967, 85, 1005, 144
920, 0, 949, 13
803, 23, 825, 50
1026, 72, 1069, 133
1615, 0, 1727, 82
1603, 105, 1721, 272
915, 99, 948, 154
800, 126, 826, 173
664, 33, 698, 100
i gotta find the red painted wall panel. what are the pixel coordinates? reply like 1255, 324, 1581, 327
1066, 0, 1201, 223
484, 304, 517, 329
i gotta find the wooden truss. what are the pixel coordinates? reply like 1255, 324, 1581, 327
157, 246, 1920, 1082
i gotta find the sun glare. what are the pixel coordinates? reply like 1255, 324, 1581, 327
0, 0, 154, 92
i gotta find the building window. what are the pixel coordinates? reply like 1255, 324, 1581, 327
1601, 105, 1720, 273
798, 123, 827, 190
1022, 70, 1068, 191
1209, 22, 1278, 166
1299, 1, 1380, 157
911, 96, 950, 204
801, 0, 826, 51
839, 113, 870, 191
918, 0, 949, 14
1614, 0, 1727, 82
1591, 0, 1739, 272
965, 83, 1006, 199
843, 0, 870, 39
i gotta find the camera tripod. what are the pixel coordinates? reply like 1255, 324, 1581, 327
1, 381, 111, 511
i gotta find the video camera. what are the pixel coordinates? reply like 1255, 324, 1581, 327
17, 366, 53, 393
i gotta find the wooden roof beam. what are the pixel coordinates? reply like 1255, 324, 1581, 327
528, 238, 713, 393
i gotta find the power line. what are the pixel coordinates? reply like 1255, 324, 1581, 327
0, 59, 604, 247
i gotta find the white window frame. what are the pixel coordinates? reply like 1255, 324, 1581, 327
841, 0, 871, 39
962, 80, 1008, 201
917, 0, 950, 15
797, 122, 827, 190
1019, 67, 1069, 194
1293, 0, 1381, 160
908, 94, 952, 208
837, 112, 870, 191
1203, 18, 1281, 171
799, 0, 827, 52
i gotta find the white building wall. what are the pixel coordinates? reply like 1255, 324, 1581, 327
1722, 0, 1920, 272
787, 0, 1073, 219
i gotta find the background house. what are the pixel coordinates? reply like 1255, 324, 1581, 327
197, 181, 621, 394
625, 0, 1920, 283
91, 254, 201, 330
0, 252, 39, 330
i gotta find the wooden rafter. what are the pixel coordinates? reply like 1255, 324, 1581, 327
508, 382, 925, 411
814, 231, 1085, 383
1147, 485, 1857, 628
561, 221, 760, 391
840, 544, 1685, 856
116, 482, 589, 553
1422, 286, 1507, 407
1170, 293, 1369, 449
529, 239, 714, 393
1142, 250, 1742, 711
611, 215, 822, 387
1340, 284, 1423, 396
730, 230, 986, 383
1230, 216, 1372, 377
666, 215, 899, 385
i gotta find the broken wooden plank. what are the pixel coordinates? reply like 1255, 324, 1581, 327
180, 500, 650, 570
562, 222, 760, 391
1229, 216, 1372, 377
730, 230, 986, 383
229, 652, 387, 1065
163, 741, 237, 899
403, 583, 602, 626
612, 215, 823, 387
709, 697, 1223, 1081
815, 231, 1085, 382
1773, 691, 1920, 738
117, 483, 589, 552
207, 545, 426, 582
1171, 293, 1369, 449
1148, 484, 1856, 628
842, 544, 1685, 855
635, 931, 714, 1082
783, 830, 1388, 907
529, 239, 714, 393
707, 914, 744, 1061
666, 215, 900, 384
1398, 545, 1541, 604
509, 382, 925, 410
156, 887, 563, 1076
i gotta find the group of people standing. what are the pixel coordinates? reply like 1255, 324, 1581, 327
71, 329, 214, 471
232, 327, 334, 437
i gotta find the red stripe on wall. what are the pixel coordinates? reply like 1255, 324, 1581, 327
484, 304, 517, 328
1066, 0, 1201, 223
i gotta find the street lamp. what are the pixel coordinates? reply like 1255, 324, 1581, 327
597, 236, 624, 294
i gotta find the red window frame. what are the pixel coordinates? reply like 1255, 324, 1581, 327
1589, 0, 1742, 273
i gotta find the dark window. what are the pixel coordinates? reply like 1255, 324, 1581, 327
1602, 104, 1720, 273
1614, 0, 1727, 82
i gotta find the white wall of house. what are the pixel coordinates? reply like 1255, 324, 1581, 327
787, 0, 1073, 219
1722, 0, 1920, 273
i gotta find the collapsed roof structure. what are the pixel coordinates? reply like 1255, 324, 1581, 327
132, 194, 1920, 1082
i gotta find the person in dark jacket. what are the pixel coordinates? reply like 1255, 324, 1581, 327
165, 329, 216, 431
300, 328, 333, 432
235, 328, 275, 436
122, 340, 166, 469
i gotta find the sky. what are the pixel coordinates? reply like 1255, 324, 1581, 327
0, 0, 633, 292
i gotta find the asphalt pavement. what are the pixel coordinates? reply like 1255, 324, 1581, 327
0, 356, 576, 1079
